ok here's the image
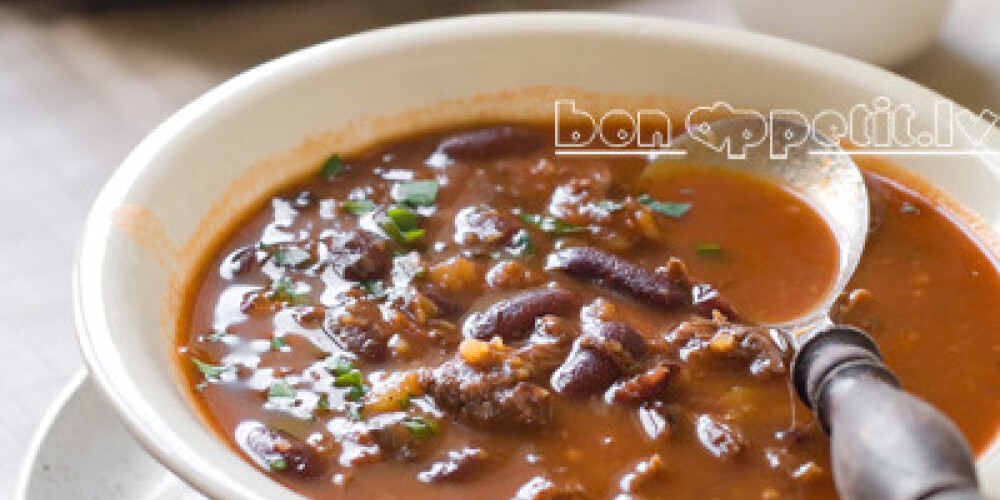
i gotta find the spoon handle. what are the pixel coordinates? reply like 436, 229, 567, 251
791, 325, 990, 500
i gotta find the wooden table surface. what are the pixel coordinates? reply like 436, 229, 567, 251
1, 0, 998, 496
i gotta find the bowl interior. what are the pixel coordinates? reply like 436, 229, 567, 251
76, 13, 1000, 500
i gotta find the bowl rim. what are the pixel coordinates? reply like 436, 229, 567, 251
74, 11, 1000, 500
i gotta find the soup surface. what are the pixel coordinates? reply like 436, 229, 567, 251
179, 124, 1000, 500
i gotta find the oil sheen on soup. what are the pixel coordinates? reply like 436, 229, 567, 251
178, 124, 1000, 500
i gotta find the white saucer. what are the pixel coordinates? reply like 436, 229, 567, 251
15, 371, 207, 500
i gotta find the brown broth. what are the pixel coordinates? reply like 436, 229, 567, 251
640, 165, 839, 323
836, 167, 1000, 451
178, 123, 1000, 500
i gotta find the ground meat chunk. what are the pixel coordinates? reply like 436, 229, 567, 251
366, 412, 439, 462
453, 204, 522, 249
420, 357, 552, 428
690, 282, 738, 320
607, 362, 677, 405
514, 315, 579, 376
663, 317, 720, 350
322, 283, 443, 363
546, 181, 668, 252
322, 291, 395, 363
740, 328, 790, 377
665, 315, 790, 377
324, 317, 390, 362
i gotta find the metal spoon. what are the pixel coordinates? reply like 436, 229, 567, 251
641, 118, 989, 500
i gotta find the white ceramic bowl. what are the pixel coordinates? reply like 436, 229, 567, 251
75, 12, 1000, 500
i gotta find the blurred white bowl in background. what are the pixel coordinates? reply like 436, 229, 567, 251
732, 0, 954, 67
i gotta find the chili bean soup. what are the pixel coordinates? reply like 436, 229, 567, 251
178, 124, 1000, 500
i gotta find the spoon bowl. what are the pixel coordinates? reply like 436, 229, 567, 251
641, 118, 869, 335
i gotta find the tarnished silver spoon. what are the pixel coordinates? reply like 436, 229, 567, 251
642, 118, 989, 500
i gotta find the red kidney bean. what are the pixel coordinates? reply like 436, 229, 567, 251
552, 320, 649, 398
550, 348, 621, 397
436, 126, 544, 161
586, 321, 647, 360
462, 288, 581, 342
236, 421, 325, 478
547, 247, 688, 309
